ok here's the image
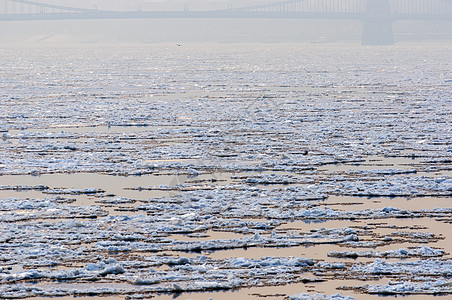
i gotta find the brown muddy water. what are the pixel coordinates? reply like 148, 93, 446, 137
2, 159, 451, 299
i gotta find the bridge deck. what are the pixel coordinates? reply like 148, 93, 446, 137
1, 10, 451, 22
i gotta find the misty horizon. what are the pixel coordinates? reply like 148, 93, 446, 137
0, 0, 451, 45
0, 19, 451, 45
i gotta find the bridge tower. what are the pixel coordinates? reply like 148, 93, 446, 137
362, 0, 394, 45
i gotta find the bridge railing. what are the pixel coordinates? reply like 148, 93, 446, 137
231, 0, 452, 16
390, 0, 452, 16
228, 0, 366, 14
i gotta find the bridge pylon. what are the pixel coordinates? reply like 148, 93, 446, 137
362, 0, 394, 45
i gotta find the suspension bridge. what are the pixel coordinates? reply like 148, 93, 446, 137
1, 0, 451, 44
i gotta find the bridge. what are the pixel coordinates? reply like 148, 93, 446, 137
1, 0, 451, 45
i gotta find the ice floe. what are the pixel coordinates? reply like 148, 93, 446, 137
362, 280, 452, 295
288, 294, 355, 300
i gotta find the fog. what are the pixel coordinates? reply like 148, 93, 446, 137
0, 0, 451, 45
